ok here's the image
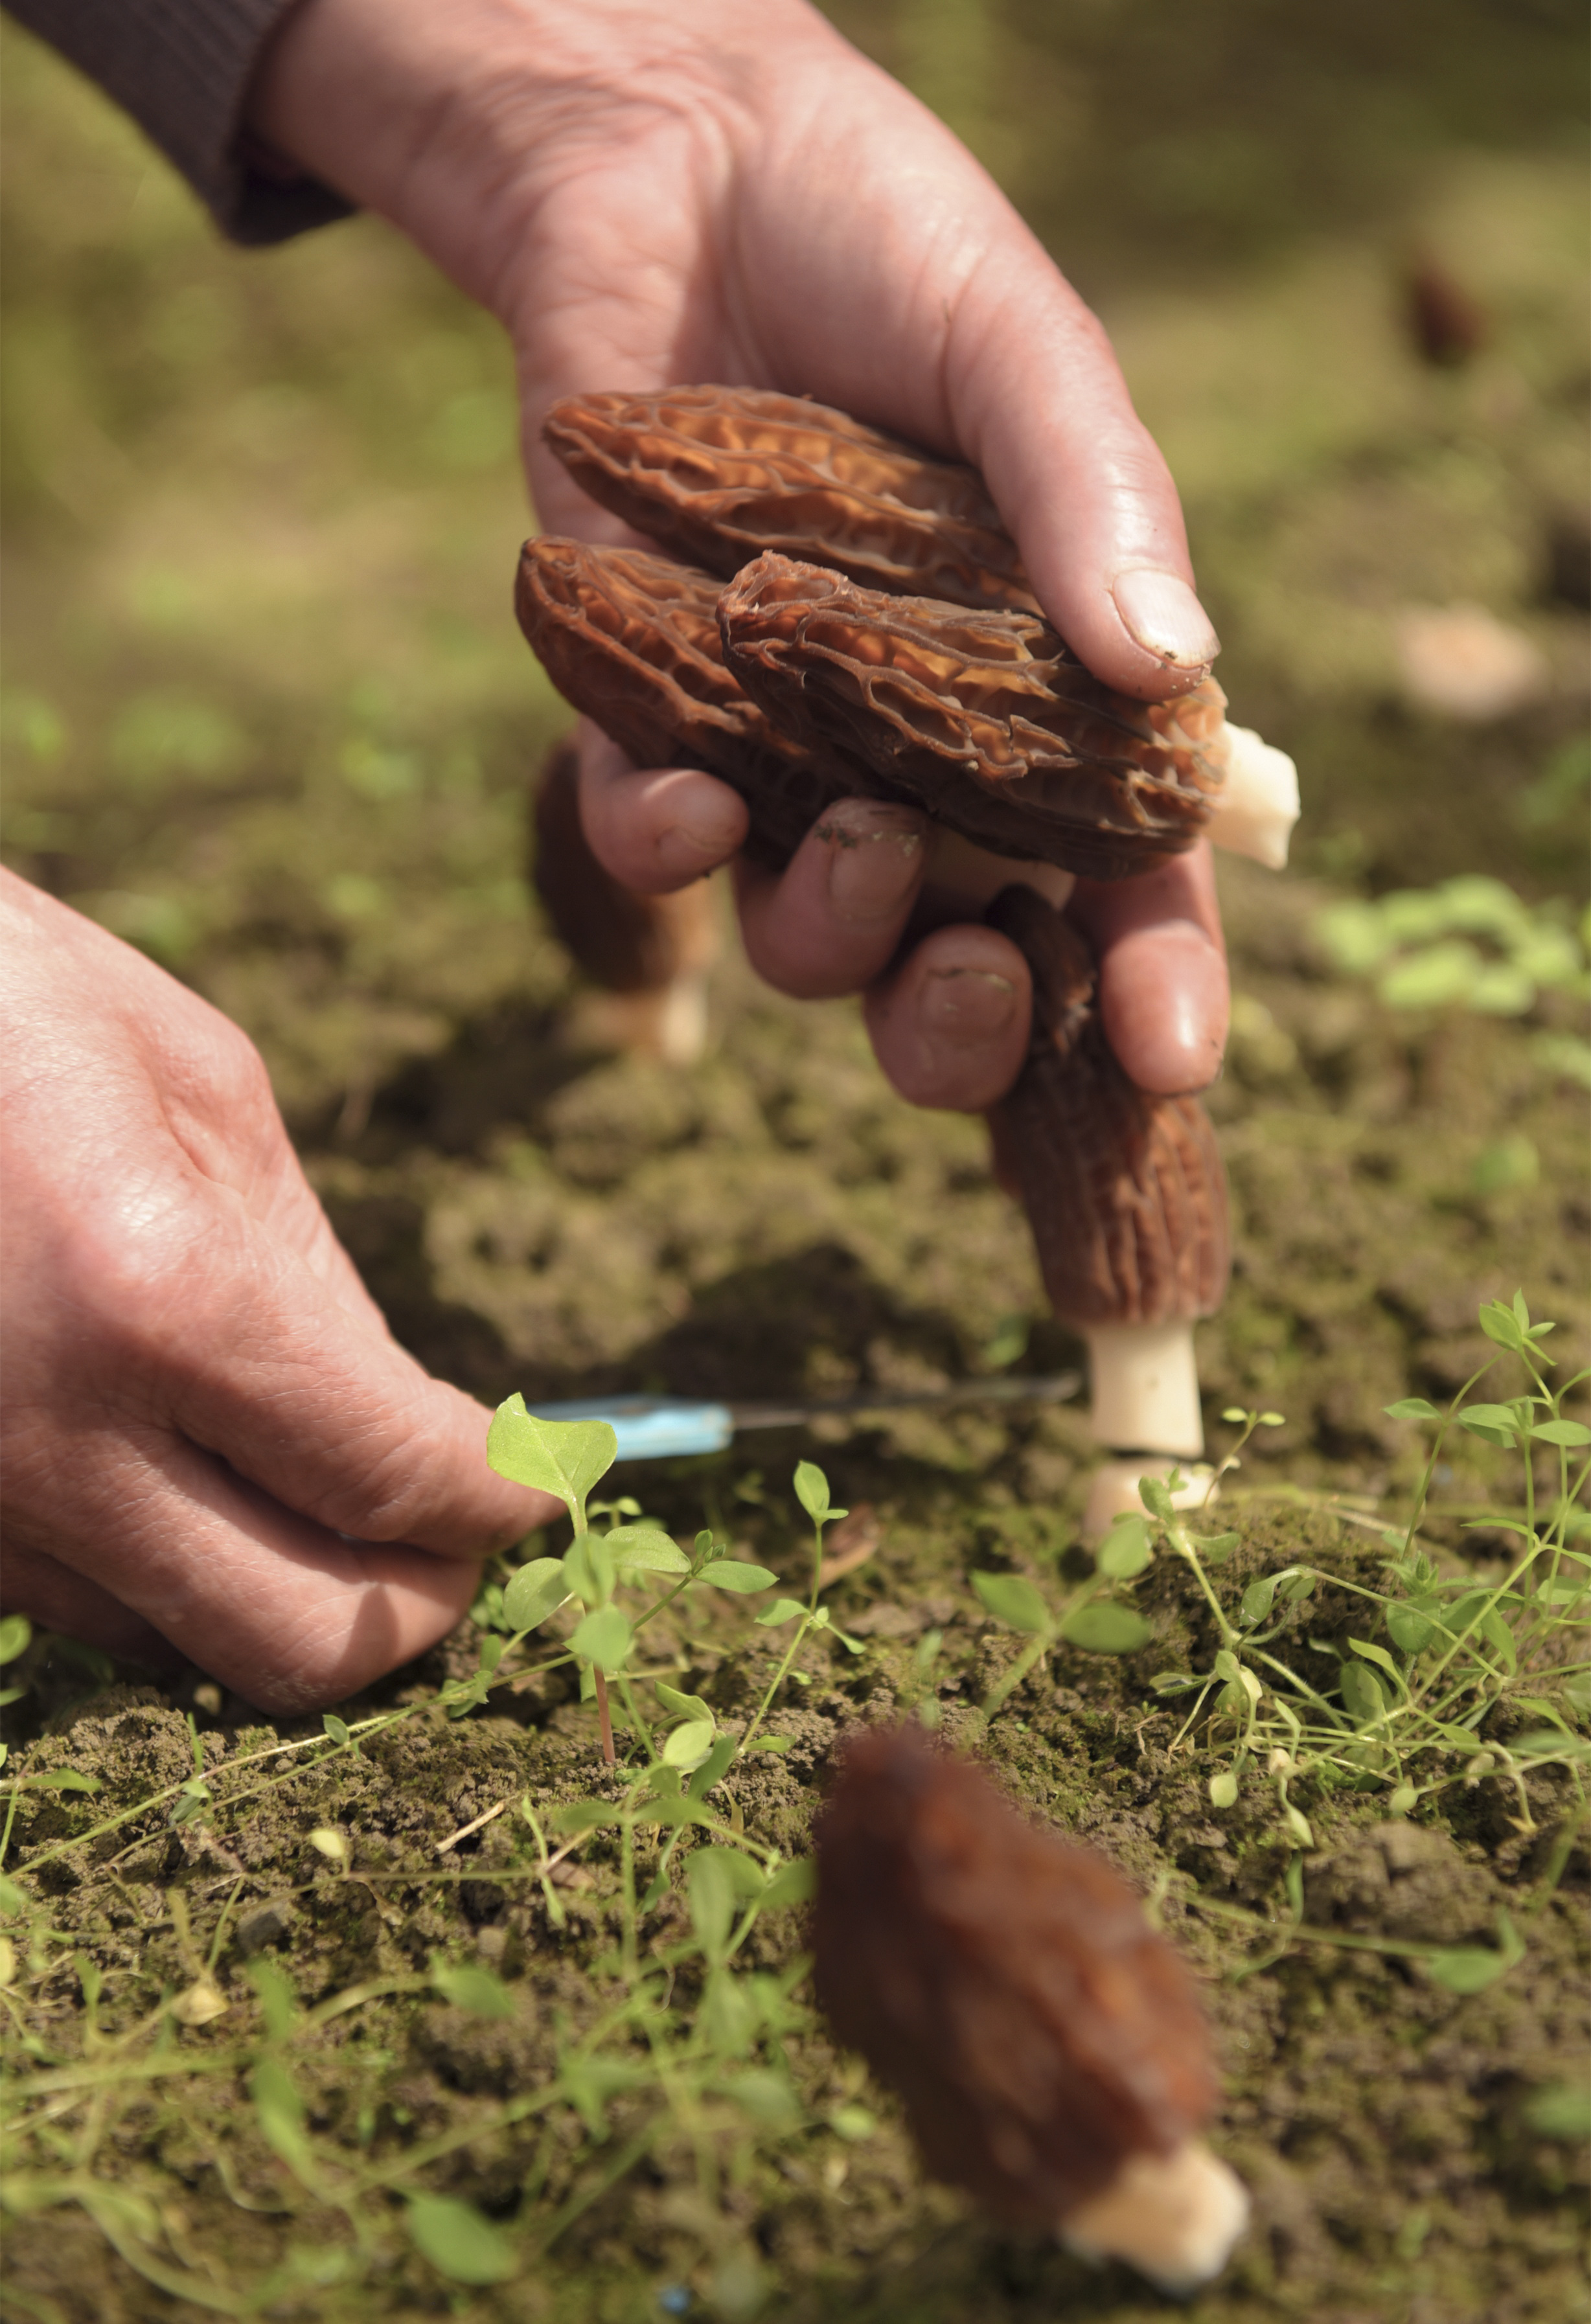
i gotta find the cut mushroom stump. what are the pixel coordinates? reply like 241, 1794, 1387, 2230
812, 1725, 1251, 2294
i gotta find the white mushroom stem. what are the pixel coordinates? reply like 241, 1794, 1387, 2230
1082, 1457, 1219, 1546
1086, 1317, 1205, 1459
1060, 2140, 1250, 2294
1207, 723, 1300, 871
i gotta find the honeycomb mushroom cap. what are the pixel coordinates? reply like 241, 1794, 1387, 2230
718, 553, 1227, 881
985, 884, 1230, 1329
813, 1724, 1220, 2230
514, 536, 854, 865
544, 383, 1042, 613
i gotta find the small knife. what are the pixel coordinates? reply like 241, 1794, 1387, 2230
526, 1373, 1082, 1462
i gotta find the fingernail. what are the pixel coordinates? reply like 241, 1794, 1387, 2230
820, 801, 926, 922
1112, 570, 1221, 670
924, 967, 1018, 1045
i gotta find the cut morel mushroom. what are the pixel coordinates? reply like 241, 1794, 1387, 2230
985, 885, 1229, 1459
516, 536, 854, 867
530, 735, 719, 1064
813, 1724, 1250, 2293
543, 383, 1042, 613
718, 552, 1228, 881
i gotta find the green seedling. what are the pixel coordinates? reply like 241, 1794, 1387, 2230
1135, 1297, 1588, 1895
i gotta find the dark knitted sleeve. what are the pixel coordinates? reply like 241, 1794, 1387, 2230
5, 0, 355, 245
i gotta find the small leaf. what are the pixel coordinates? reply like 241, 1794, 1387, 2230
604, 1525, 691, 1574
321, 1713, 351, 1748
1385, 1601, 1436, 1655
1349, 1637, 1404, 1689
1240, 1576, 1280, 1627
1532, 1418, 1591, 1447
1340, 1663, 1387, 1727
251, 2056, 314, 2182
1195, 1531, 1240, 1566
1524, 2082, 1591, 2141
1423, 1945, 1515, 1994
247, 1958, 298, 2042
1095, 1518, 1154, 1580
1281, 1572, 1316, 1603
562, 1532, 617, 1609
754, 1597, 810, 1628
306, 1828, 347, 1863
1458, 1404, 1522, 1448
697, 1560, 779, 1594
689, 1848, 755, 1963
502, 1558, 571, 1633
750, 1735, 794, 1753
406, 2193, 516, 2287
0, 1615, 32, 1667
486, 1397, 615, 1522
793, 1461, 835, 1523
830, 2103, 876, 2141
549, 1801, 617, 1834
570, 1606, 634, 1674
662, 1719, 718, 1771
972, 1571, 1051, 1634
0, 1876, 28, 1919
1388, 1784, 1418, 1816
761, 1857, 816, 1909
29, 1769, 100, 1794
1138, 1475, 1176, 1522
1384, 1398, 1441, 1422
1213, 1648, 1242, 1681
1149, 1671, 1200, 1694
1478, 1302, 1526, 1352
687, 1735, 738, 1798
433, 1960, 514, 2019
1508, 1731, 1591, 1760
719, 2066, 799, 2130
1060, 1602, 1152, 1655
1209, 1770, 1239, 1808
1220, 1407, 1248, 1424
1283, 1803, 1315, 1849
654, 1683, 713, 1725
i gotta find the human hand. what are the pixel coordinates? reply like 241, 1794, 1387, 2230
251, 0, 1228, 1107
0, 873, 560, 1713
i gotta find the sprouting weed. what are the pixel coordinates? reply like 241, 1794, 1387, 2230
974, 1292, 1588, 1991
0, 1448, 862, 2307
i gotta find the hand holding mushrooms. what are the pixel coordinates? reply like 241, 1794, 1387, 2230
3, 0, 1293, 1702
247, 0, 1241, 1105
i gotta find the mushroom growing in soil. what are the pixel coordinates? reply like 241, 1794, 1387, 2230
982, 883, 1228, 1466
516, 385, 1299, 1467
812, 1723, 1250, 2292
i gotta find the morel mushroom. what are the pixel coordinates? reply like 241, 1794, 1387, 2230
813, 1724, 1249, 2292
718, 551, 1228, 882
516, 536, 853, 867
531, 735, 720, 1064
544, 383, 1042, 613
985, 884, 1228, 1459
536, 385, 1299, 874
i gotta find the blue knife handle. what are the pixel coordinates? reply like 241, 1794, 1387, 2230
526, 1396, 737, 1461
